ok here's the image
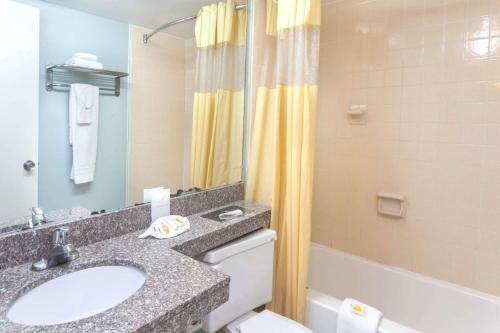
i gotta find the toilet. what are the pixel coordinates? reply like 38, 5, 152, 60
197, 229, 312, 333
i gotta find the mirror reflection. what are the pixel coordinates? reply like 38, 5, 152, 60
0, 0, 247, 232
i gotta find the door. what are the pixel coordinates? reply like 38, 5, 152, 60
0, 1, 40, 223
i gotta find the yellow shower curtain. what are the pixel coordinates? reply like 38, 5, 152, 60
246, 0, 321, 323
191, 0, 246, 189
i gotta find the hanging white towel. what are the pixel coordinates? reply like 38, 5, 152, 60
337, 298, 383, 333
69, 84, 99, 184
75, 84, 98, 124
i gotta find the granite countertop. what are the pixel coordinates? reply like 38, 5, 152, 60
0, 200, 271, 333
0, 207, 91, 235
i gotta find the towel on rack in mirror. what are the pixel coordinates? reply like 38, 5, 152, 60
75, 84, 98, 124
72, 52, 98, 62
69, 84, 99, 184
65, 56, 103, 70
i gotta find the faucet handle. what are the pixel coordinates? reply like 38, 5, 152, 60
32, 206, 44, 216
52, 227, 68, 247
29, 206, 46, 228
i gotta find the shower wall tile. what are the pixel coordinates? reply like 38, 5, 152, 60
184, 38, 196, 189
128, 26, 186, 204
314, 0, 500, 297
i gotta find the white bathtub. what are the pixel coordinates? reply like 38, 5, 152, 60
304, 243, 500, 333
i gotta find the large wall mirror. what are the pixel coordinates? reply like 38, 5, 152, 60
0, 0, 249, 233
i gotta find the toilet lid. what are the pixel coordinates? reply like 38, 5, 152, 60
239, 310, 313, 333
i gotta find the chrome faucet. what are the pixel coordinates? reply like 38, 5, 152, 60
27, 207, 46, 229
31, 227, 80, 271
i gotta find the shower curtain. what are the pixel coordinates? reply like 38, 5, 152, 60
191, 0, 246, 189
246, 0, 321, 323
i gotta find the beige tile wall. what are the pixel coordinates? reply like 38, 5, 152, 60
184, 38, 196, 189
313, 0, 500, 296
128, 26, 186, 204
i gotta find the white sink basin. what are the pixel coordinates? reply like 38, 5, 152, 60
8, 265, 146, 326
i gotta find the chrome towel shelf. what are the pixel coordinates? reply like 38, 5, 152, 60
45, 64, 129, 96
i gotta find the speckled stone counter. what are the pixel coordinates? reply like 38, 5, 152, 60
0, 207, 91, 235
0, 182, 245, 270
0, 200, 270, 333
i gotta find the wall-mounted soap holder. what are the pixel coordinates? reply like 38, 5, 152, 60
348, 104, 368, 125
377, 192, 406, 218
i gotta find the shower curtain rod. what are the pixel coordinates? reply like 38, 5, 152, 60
142, 3, 247, 44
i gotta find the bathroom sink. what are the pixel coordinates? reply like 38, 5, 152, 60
7, 265, 146, 326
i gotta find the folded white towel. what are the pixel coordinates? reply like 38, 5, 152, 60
65, 57, 103, 69
72, 52, 98, 61
337, 298, 382, 333
69, 84, 99, 184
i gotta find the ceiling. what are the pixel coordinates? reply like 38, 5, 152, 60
43, 0, 247, 39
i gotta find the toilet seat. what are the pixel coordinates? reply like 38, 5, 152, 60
238, 310, 313, 333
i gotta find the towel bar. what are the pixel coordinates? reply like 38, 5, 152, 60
45, 64, 128, 96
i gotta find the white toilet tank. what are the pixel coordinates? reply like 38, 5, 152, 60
196, 228, 277, 333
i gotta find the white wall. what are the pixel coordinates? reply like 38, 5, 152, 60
0, 1, 39, 224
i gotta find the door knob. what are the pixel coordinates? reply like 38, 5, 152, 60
23, 160, 36, 171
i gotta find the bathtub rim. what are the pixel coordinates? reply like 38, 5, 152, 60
309, 242, 500, 306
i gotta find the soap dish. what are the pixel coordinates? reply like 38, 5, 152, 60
201, 205, 253, 222
377, 192, 406, 218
